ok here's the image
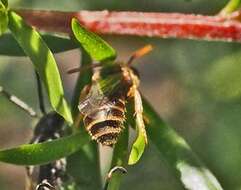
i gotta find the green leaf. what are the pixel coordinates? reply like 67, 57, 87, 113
128, 131, 145, 165
71, 18, 116, 62
0, 0, 7, 7
0, 132, 90, 165
220, 0, 241, 15
0, 33, 78, 56
143, 97, 223, 190
8, 11, 73, 124
128, 92, 147, 165
0, 1, 8, 36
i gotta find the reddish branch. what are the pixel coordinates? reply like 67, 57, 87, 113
17, 9, 241, 42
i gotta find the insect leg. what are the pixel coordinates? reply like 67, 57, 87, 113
0, 85, 37, 117
79, 84, 91, 103
25, 166, 35, 190
67, 62, 101, 74
133, 89, 148, 144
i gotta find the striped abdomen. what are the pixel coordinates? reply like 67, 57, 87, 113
83, 98, 126, 146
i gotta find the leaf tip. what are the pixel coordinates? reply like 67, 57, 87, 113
128, 138, 146, 165
71, 17, 78, 29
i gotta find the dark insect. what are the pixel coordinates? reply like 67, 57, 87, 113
26, 112, 67, 190
0, 84, 68, 190
69, 45, 152, 146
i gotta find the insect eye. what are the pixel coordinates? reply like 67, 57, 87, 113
130, 67, 140, 78
100, 65, 122, 76
34, 112, 64, 138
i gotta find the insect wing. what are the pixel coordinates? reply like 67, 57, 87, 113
78, 82, 108, 114
78, 73, 122, 115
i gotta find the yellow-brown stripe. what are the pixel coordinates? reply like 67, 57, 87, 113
83, 98, 126, 146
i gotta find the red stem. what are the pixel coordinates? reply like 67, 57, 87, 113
17, 9, 241, 43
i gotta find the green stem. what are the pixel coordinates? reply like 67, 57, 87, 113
220, 0, 241, 15
106, 125, 129, 190
68, 49, 102, 190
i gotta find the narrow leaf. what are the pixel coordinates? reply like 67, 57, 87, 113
128, 91, 147, 165
128, 131, 145, 165
8, 11, 73, 124
0, 33, 78, 56
0, 1, 8, 36
0, 0, 7, 7
0, 132, 90, 165
71, 18, 116, 62
220, 0, 241, 15
143, 97, 223, 190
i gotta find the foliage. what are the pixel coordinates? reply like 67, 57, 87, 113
0, 1, 8, 36
0, 0, 239, 190
220, 0, 241, 15
8, 11, 73, 123
0, 132, 89, 165
71, 18, 116, 62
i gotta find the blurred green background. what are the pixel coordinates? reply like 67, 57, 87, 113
1, 0, 241, 189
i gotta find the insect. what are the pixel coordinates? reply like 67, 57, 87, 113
0, 83, 69, 190
69, 45, 152, 146
26, 112, 68, 190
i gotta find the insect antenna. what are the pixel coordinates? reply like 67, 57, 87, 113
67, 62, 101, 74
127, 44, 153, 65
35, 71, 46, 115
0, 85, 37, 117
103, 166, 127, 190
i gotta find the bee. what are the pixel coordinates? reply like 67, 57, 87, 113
69, 45, 152, 146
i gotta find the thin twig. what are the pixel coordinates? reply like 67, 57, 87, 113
16, 9, 241, 43
35, 71, 46, 115
0, 85, 37, 117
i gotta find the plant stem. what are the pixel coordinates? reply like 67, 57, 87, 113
16, 9, 241, 43
35, 71, 46, 115
106, 126, 129, 190
68, 50, 102, 190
